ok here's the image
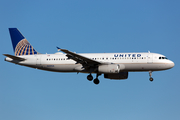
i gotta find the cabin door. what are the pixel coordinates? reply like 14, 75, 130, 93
36, 55, 41, 65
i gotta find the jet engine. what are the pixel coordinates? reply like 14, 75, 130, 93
98, 64, 120, 73
104, 72, 128, 80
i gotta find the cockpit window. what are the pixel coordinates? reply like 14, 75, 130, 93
159, 57, 168, 60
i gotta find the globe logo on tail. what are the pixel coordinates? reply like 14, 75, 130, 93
15, 39, 38, 56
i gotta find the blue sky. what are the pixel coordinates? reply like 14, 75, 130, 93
0, 0, 180, 120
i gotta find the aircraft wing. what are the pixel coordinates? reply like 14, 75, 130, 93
60, 49, 102, 66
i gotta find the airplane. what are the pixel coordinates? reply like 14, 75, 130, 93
3, 28, 175, 84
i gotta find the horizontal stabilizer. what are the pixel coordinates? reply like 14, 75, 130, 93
3, 54, 26, 61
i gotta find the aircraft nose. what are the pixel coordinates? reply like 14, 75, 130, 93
169, 60, 175, 68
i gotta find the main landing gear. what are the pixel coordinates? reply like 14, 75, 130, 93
149, 71, 154, 82
87, 74, 93, 81
87, 73, 101, 85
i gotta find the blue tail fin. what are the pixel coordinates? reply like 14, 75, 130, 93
9, 28, 39, 56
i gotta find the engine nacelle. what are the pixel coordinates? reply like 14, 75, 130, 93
104, 72, 128, 80
98, 64, 120, 73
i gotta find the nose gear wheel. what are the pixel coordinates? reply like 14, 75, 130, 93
149, 71, 154, 82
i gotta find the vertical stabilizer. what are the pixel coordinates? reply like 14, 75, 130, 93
9, 28, 39, 56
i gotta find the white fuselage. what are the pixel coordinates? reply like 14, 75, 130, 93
5, 28, 175, 83
5, 52, 174, 73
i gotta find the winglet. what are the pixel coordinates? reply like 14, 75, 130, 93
56, 46, 61, 51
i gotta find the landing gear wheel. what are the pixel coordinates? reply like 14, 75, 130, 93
87, 74, 93, 81
93, 78, 100, 85
149, 77, 153, 82
149, 71, 154, 82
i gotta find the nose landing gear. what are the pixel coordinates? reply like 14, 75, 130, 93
149, 71, 154, 81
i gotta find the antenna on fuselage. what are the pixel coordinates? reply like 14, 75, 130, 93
148, 51, 150, 53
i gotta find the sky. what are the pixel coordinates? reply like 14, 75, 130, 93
0, 0, 180, 120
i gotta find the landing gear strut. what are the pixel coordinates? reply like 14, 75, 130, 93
93, 73, 101, 85
149, 71, 154, 81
